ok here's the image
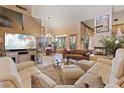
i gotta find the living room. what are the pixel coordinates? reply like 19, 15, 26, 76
1, 2, 124, 91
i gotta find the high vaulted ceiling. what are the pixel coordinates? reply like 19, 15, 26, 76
32, 5, 124, 29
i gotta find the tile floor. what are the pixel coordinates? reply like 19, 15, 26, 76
36, 53, 63, 68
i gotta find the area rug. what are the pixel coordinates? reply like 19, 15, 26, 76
35, 64, 63, 85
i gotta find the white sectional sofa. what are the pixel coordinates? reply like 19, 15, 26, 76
0, 48, 124, 88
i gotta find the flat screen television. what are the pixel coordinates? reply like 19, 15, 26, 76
5, 33, 36, 50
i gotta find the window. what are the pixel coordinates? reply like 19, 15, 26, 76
70, 35, 77, 49
83, 34, 89, 49
55, 36, 66, 48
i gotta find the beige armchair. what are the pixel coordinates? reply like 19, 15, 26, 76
0, 57, 24, 88
0, 57, 57, 88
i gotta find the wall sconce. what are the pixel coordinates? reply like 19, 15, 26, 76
114, 19, 118, 23
95, 25, 103, 28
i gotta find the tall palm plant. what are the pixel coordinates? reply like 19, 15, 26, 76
99, 36, 124, 58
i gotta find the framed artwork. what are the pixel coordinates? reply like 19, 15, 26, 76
96, 15, 109, 33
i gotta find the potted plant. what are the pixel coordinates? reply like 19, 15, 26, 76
99, 36, 124, 58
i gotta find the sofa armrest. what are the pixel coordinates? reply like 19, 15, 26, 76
105, 83, 120, 88
16, 61, 35, 71
72, 60, 94, 72
97, 58, 112, 66
37, 73, 57, 88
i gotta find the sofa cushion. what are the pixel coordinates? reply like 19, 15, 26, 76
61, 64, 79, 69
76, 49, 87, 55
69, 49, 87, 55
70, 50, 76, 54
61, 66, 85, 79
18, 70, 31, 81
22, 79, 31, 88
0, 57, 23, 88
18, 70, 31, 88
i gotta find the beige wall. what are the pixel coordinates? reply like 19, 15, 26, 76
0, 6, 42, 49
1, 5, 31, 15
112, 23, 124, 34
92, 7, 112, 48
51, 22, 82, 49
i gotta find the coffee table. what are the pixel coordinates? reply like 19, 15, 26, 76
53, 59, 64, 67
52, 54, 64, 67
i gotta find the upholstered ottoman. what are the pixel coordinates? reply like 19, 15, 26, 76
60, 65, 85, 85
72, 60, 95, 72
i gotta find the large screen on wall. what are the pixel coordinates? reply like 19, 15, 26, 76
5, 33, 36, 50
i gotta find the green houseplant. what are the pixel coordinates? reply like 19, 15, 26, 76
99, 36, 124, 58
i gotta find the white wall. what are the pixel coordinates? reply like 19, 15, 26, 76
91, 6, 112, 47
32, 5, 124, 30
31, 5, 124, 49
113, 9, 124, 25
32, 5, 114, 29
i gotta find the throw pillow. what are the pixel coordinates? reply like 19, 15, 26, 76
116, 76, 124, 86
31, 75, 42, 88
88, 77, 105, 88
116, 76, 124, 87
120, 83, 124, 88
